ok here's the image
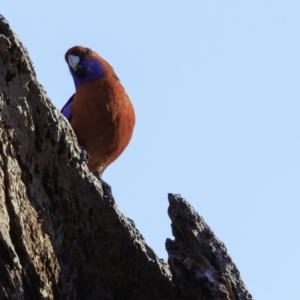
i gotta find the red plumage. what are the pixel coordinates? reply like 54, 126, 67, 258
64, 46, 135, 177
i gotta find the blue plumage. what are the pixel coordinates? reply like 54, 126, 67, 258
61, 94, 74, 121
70, 58, 105, 90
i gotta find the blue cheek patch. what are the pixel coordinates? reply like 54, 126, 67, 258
84, 59, 105, 80
71, 59, 105, 90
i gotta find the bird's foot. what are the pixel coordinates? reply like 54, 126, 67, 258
79, 146, 90, 162
98, 178, 115, 206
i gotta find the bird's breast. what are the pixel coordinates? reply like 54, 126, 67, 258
70, 77, 135, 173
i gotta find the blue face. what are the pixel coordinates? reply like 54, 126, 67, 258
70, 58, 105, 90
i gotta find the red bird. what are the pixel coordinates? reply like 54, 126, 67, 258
61, 46, 135, 201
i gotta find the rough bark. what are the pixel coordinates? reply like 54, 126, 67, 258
166, 194, 253, 300
0, 15, 252, 300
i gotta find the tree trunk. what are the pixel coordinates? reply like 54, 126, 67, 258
0, 15, 252, 300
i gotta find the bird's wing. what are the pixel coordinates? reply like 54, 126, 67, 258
61, 94, 75, 122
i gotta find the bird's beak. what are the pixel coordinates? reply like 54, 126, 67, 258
68, 55, 80, 71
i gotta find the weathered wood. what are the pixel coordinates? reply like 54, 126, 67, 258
0, 15, 252, 300
167, 194, 253, 300
0, 15, 177, 300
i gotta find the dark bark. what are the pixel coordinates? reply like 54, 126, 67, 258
166, 194, 253, 300
0, 15, 252, 300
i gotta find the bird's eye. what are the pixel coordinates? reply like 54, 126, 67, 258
83, 48, 92, 56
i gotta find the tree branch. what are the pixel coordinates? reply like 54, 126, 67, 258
0, 15, 252, 300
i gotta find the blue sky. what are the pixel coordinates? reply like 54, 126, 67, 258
2, 2, 300, 299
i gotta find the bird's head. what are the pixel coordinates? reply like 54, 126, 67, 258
65, 46, 118, 90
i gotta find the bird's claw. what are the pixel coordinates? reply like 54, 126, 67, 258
79, 146, 90, 162
98, 178, 115, 205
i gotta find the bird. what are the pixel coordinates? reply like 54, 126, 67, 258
61, 46, 135, 202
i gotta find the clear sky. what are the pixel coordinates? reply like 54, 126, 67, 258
2, 2, 300, 299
